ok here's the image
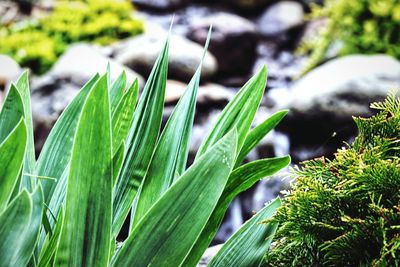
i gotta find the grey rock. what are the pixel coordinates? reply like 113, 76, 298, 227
31, 82, 80, 152
282, 55, 400, 117
189, 110, 221, 157
48, 43, 144, 88
188, 12, 258, 75
165, 80, 234, 107
258, 1, 305, 38
0, 55, 21, 89
132, 0, 187, 11
114, 33, 217, 82
223, 0, 270, 11
277, 54, 400, 162
0, 1, 20, 24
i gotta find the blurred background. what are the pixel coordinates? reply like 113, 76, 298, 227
1, 0, 399, 244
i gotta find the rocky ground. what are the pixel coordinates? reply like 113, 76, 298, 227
1, 0, 399, 247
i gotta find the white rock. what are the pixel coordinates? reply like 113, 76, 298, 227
258, 1, 305, 37
0, 55, 21, 88
282, 55, 400, 117
50, 43, 144, 87
165, 80, 234, 105
114, 33, 218, 82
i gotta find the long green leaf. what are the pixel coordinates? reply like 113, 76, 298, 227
112, 129, 237, 267
36, 74, 100, 203
45, 166, 68, 236
23, 186, 44, 266
15, 71, 36, 191
111, 80, 138, 153
0, 85, 24, 143
112, 38, 169, 236
55, 75, 112, 267
0, 186, 44, 267
110, 71, 127, 113
208, 198, 281, 267
235, 110, 288, 167
0, 119, 26, 213
130, 62, 202, 229
0, 190, 32, 266
182, 156, 290, 266
112, 143, 125, 186
38, 208, 65, 267
196, 66, 267, 159
36, 166, 66, 258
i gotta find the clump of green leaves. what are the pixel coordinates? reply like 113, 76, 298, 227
301, 0, 400, 74
0, 30, 65, 74
0, 33, 289, 266
264, 92, 400, 266
0, 0, 144, 74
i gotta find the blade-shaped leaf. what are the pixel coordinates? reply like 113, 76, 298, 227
112, 129, 237, 267
55, 75, 112, 267
38, 208, 65, 267
208, 198, 281, 267
110, 71, 127, 113
111, 80, 138, 153
0, 119, 26, 213
22, 186, 44, 266
0, 190, 32, 266
235, 110, 288, 167
130, 63, 202, 229
182, 156, 290, 266
15, 71, 36, 191
0, 186, 44, 267
45, 166, 68, 239
36, 166, 66, 257
112, 143, 125, 186
112, 38, 169, 236
196, 66, 267, 159
36, 74, 100, 203
0, 85, 24, 143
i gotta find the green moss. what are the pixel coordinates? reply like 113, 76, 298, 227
301, 0, 400, 74
265, 92, 400, 266
0, 0, 144, 74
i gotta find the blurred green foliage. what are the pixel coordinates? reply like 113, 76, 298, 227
301, 0, 400, 74
264, 92, 400, 266
0, 0, 144, 74
0, 30, 65, 74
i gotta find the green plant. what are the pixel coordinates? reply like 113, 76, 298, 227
0, 0, 144, 74
264, 92, 400, 266
40, 0, 143, 45
0, 34, 289, 266
0, 29, 65, 74
300, 0, 400, 75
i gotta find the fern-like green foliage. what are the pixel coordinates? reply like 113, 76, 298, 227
300, 0, 400, 74
0, 0, 144, 74
264, 92, 400, 266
